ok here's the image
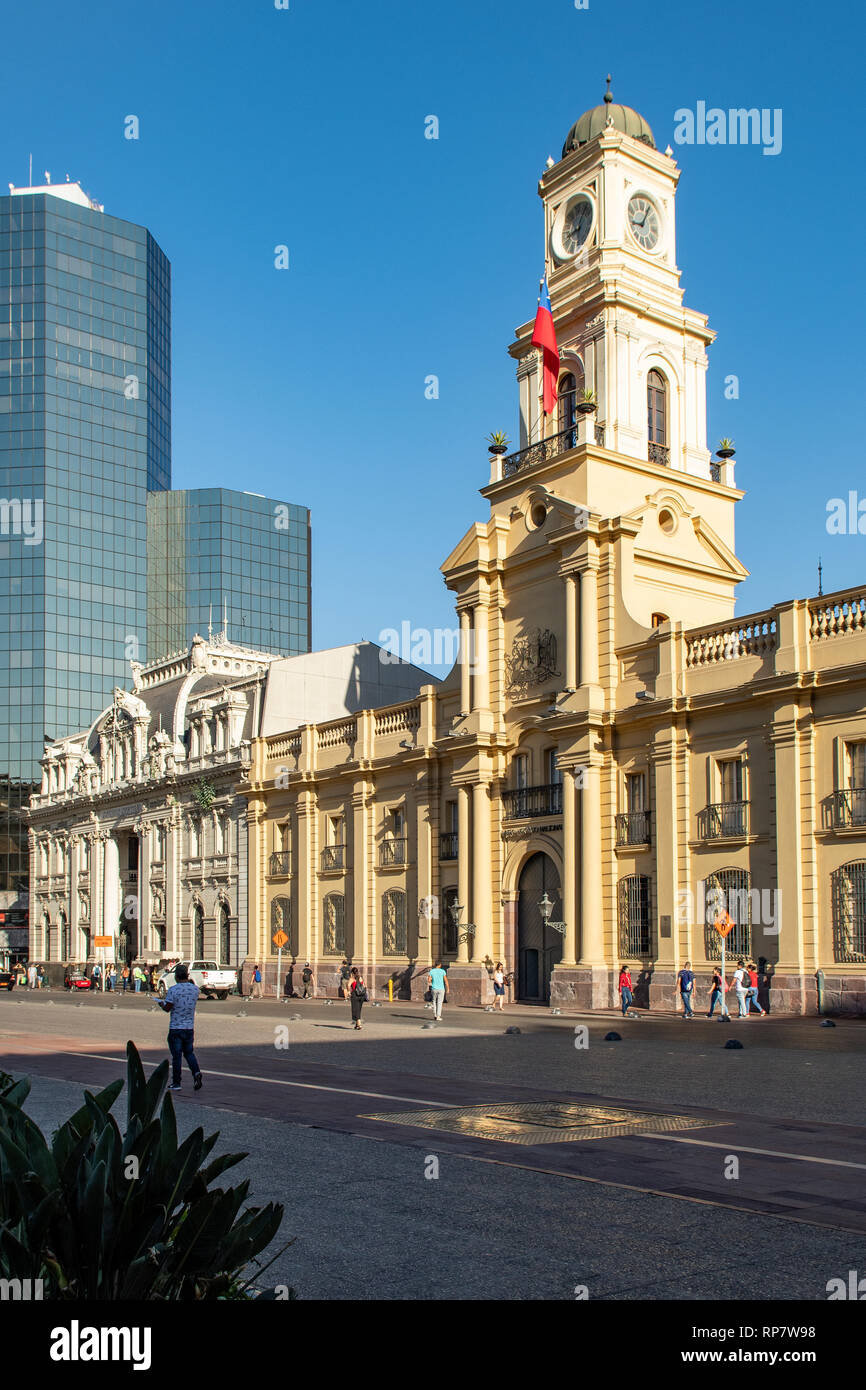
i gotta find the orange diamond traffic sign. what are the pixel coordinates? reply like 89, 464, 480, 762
714, 913, 735, 938
272, 930, 289, 949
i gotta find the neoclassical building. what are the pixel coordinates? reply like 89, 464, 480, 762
246, 90, 866, 1014
27, 634, 432, 977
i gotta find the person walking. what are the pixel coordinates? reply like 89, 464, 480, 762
491, 961, 507, 1012
676, 961, 695, 1018
339, 959, 351, 999
133, 964, 146, 993
27, 962, 37, 990
707, 965, 726, 1018
428, 961, 448, 1021
349, 967, 367, 1030
91, 961, 101, 991
300, 963, 315, 999
251, 964, 263, 999
106, 965, 115, 992
619, 964, 634, 1017
121, 964, 130, 992
746, 962, 766, 1016
732, 960, 749, 1017
36, 963, 46, 990
157, 962, 203, 1093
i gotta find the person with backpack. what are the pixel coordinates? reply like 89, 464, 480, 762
349, 967, 367, 1030
90, 961, 101, 991
251, 963, 263, 999
158, 962, 203, 1093
732, 960, 750, 1017
301, 963, 315, 999
746, 962, 766, 1015
339, 959, 351, 999
618, 964, 634, 1016
133, 964, 147, 993
707, 965, 726, 1018
675, 960, 695, 1018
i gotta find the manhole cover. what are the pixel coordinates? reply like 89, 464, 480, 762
360, 1100, 718, 1145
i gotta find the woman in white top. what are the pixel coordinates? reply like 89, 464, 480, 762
492, 962, 506, 1011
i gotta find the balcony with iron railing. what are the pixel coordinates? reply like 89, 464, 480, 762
616, 810, 651, 846
502, 782, 563, 820
648, 442, 669, 467
379, 837, 407, 867
439, 831, 458, 860
823, 789, 866, 830
320, 844, 346, 871
502, 425, 577, 480
269, 850, 292, 877
698, 801, 750, 839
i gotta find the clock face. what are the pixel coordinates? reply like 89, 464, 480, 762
562, 196, 592, 255
627, 195, 661, 251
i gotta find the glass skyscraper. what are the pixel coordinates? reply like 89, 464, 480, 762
147, 488, 310, 656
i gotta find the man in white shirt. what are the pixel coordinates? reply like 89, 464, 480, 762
732, 960, 749, 1018
158, 963, 203, 1092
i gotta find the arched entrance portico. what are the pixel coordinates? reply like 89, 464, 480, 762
517, 852, 563, 1004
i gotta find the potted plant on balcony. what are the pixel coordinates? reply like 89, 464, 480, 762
716, 438, 736, 459
576, 389, 597, 415
486, 431, 510, 455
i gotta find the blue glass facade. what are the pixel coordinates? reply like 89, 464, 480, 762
147, 488, 310, 657
0, 188, 170, 902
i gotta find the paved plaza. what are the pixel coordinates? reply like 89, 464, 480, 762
2, 992, 865, 1301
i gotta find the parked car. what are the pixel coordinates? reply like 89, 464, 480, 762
0, 968, 15, 991
64, 968, 92, 991
157, 960, 235, 1001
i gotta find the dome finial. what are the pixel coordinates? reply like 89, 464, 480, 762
604, 74, 613, 104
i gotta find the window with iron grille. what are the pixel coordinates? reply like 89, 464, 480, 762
383, 889, 407, 956
703, 868, 751, 960
647, 369, 667, 446
323, 893, 346, 955
270, 896, 295, 955
618, 875, 652, 956
832, 861, 866, 963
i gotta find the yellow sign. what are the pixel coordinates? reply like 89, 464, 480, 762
93, 935, 113, 948
272, 930, 288, 949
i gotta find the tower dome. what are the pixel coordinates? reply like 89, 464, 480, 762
562, 76, 655, 158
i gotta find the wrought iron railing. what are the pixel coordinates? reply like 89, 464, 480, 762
269, 851, 292, 876
648, 442, 669, 466
439, 831, 458, 860
618, 875, 652, 956
502, 782, 563, 819
832, 862, 866, 962
320, 844, 346, 871
823, 789, 866, 830
699, 801, 749, 839
710, 462, 722, 483
380, 838, 407, 867
616, 810, 651, 846
502, 426, 577, 479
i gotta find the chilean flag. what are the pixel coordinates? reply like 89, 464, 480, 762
531, 276, 559, 415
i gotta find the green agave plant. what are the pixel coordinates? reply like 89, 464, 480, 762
0, 1043, 289, 1300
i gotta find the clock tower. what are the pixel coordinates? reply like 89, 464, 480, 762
513, 79, 718, 485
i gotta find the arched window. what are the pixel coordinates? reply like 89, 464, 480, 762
558, 372, 577, 438
219, 903, 231, 966
382, 889, 407, 956
618, 875, 652, 957
193, 904, 205, 959
323, 894, 346, 956
271, 897, 295, 956
704, 868, 752, 960
647, 369, 668, 463
831, 861, 866, 962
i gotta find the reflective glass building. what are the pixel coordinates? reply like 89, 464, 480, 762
0, 180, 171, 928
147, 489, 310, 656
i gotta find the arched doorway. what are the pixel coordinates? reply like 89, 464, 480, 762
517, 852, 563, 1004
193, 904, 205, 959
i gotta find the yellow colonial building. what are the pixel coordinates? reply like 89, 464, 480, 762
246, 90, 866, 1015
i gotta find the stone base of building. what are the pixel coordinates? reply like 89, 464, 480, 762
550, 966, 829, 1016
550, 964, 615, 1011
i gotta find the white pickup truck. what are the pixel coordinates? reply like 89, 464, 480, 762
157, 960, 235, 1001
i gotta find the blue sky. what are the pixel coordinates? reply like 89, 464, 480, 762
4, 0, 864, 669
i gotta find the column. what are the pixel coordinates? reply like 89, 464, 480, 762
296, 792, 315, 966
138, 824, 151, 956
579, 763, 604, 964
471, 782, 492, 963
459, 609, 472, 715
473, 603, 489, 711
565, 574, 578, 691
457, 785, 471, 963
351, 784, 369, 967
102, 836, 120, 945
561, 769, 577, 965
579, 565, 599, 687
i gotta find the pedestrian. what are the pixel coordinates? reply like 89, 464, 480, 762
618, 963, 634, 1016
106, 965, 114, 992
121, 964, 130, 992
732, 959, 749, 1017
251, 964, 263, 999
676, 960, 695, 1018
27, 962, 37, 990
491, 961, 507, 1012
339, 958, 351, 999
133, 964, 146, 993
36, 963, 46, 989
91, 961, 101, 991
157, 962, 203, 1093
707, 965, 726, 1017
428, 960, 448, 1021
301, 962, 315, 999
746, 962, 766, 1016
236, 965, 245, 999
349, 967, 367, 1030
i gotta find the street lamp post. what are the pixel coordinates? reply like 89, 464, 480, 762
539, 891, 566, 937
451, 902, 477, 947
